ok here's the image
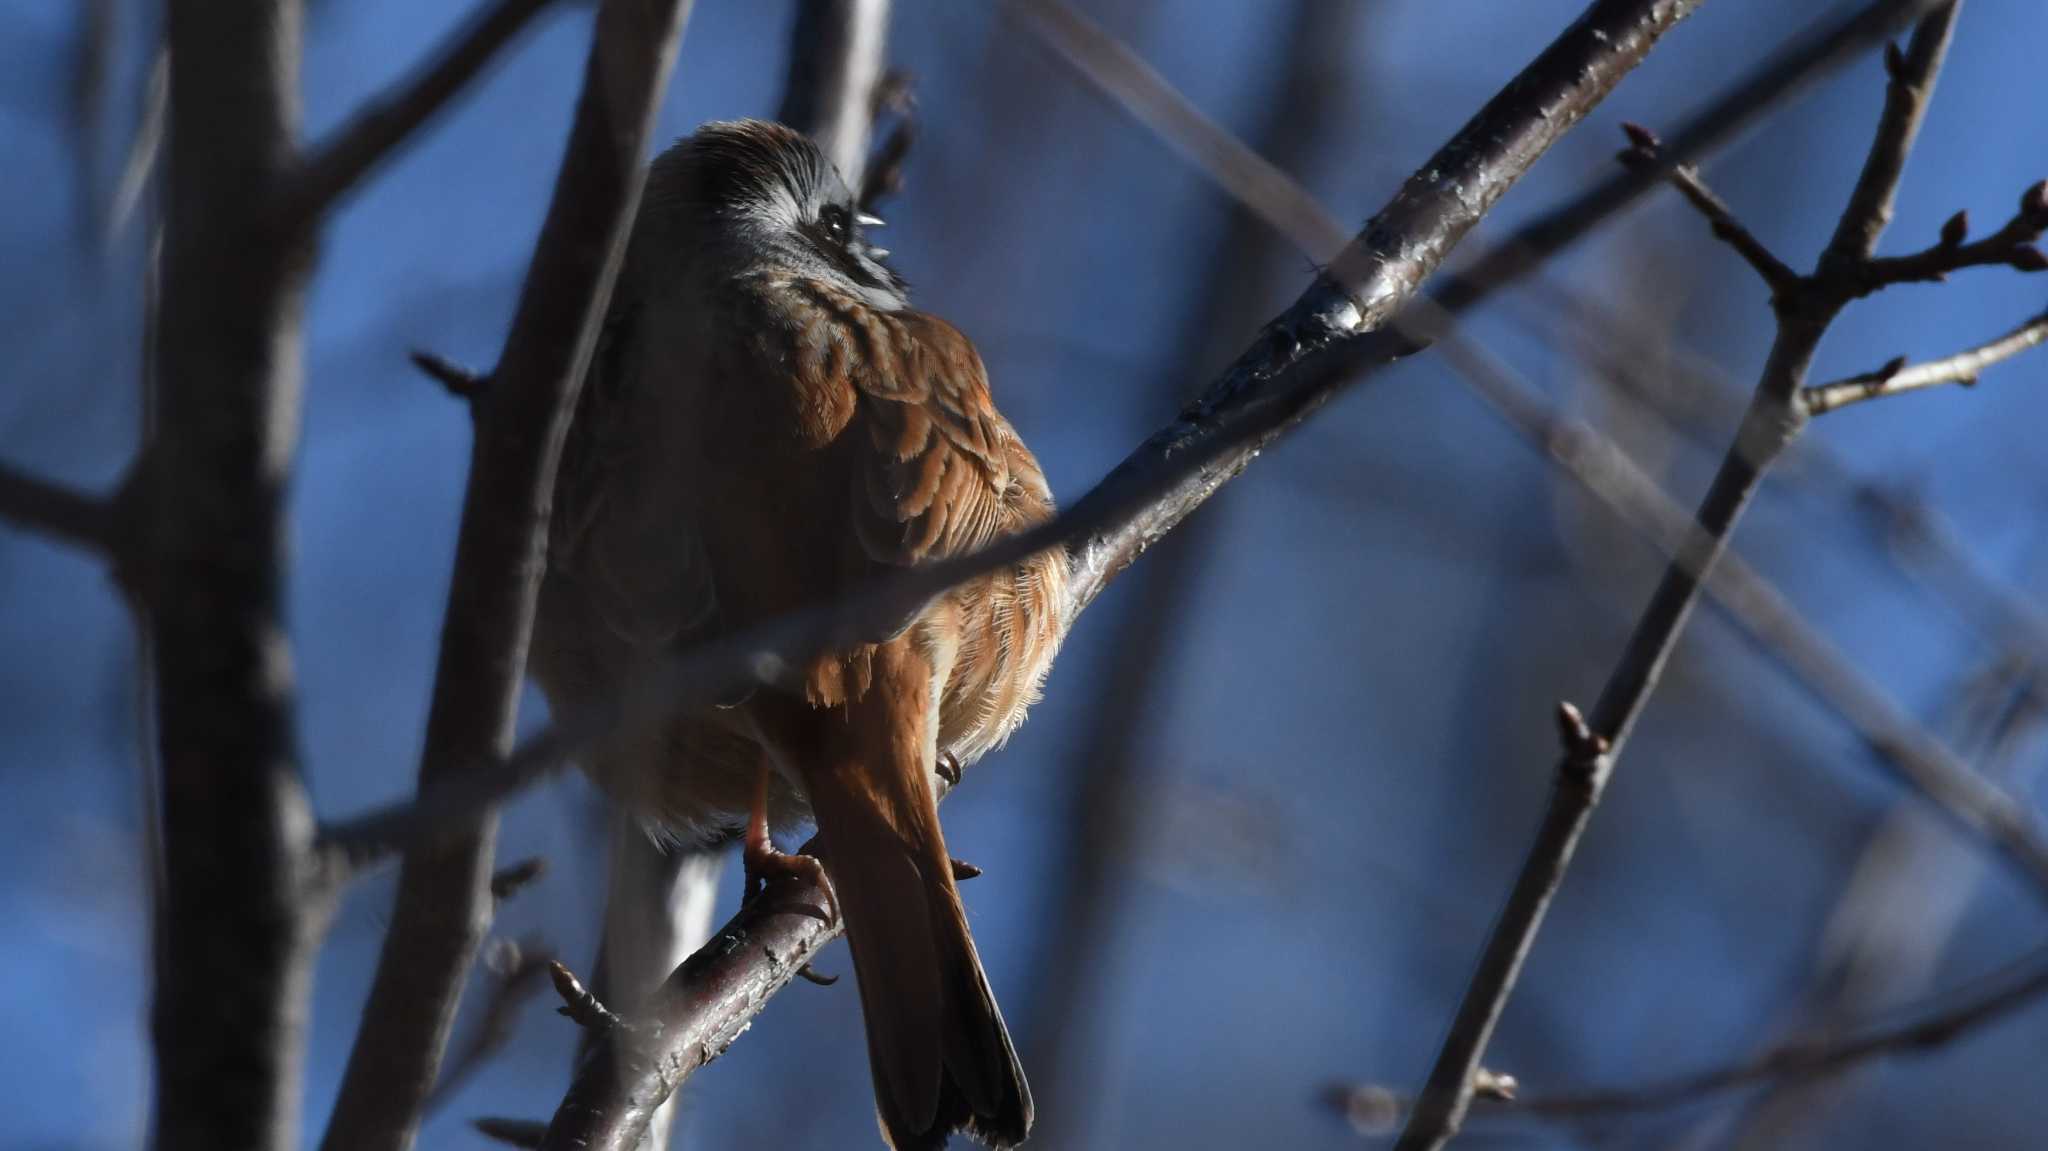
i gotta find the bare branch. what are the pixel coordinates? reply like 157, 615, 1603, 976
1432, 0, 1950, 312
317, 4, 690, 1150
1802, 307, 2048, 414
148, 3, 325, 1148
777, 0, 892, 186
423, 940, 554, 1112
550, 960, 623, 1032
857, 70, 917, 212
1617, 122, 1800, 293
1006, 0, 1347, 261
0, 460, 117, 558
410, 348, 490, 401
1332, 947, 2048, 1128
1395, 9, 1966, 1148
474, 1117, 549, 1149
1856, 182, 2048, 291
284, 0, 563, 229
488, 856, 547, 902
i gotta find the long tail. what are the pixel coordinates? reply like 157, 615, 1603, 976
801, 643, 1032, 1149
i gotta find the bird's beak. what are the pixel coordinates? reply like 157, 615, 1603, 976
857, 213, 887, 229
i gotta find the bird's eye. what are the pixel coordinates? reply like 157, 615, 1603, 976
820, 205, 852, 246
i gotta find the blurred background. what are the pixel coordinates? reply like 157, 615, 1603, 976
6, 0, 2048, 1147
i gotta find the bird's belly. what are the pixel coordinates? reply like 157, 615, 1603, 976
928, 551, 1066, 770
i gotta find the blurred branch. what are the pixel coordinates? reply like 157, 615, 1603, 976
581, 828, 724, 1151
1014, 3, 1365, 1144
857, 70, 916, 211
1328, 944, 2048, 1129
0, 460, 118, 558
284, 0, 563, 229
475, 1117, 550, 1149
1802, 306, 2048, 414
107, 42, 169, 244
148, 2, 325, 1148
423, 939, 555, 1113
1007, 0, 1344, 261
1396, 10, 1969, 1146
317, 4, 690, 1151
777, 0, 891, 183
70, 0, 112, 248
515, 2, 1704, 1147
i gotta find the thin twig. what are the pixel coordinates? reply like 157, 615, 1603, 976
1803, 307, 2048, 414
550, 960, 623, 1032
316, 5, 690, 1150
0, 460, 117, 557
1329, 947, 2048, 1130
423, 940, 554, 1112
1853, 179, 2048, 291
1618, 122, 1800, 293
283, 0, 563, 229
473, 1117, 549, 1149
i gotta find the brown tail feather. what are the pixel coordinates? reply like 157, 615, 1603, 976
802, 644, 1032, 1149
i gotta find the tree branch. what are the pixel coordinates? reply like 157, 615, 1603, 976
1335, 945, 2048, 1131
1854, 182, 2048, 291
283, 0, 563, 229
1802, 306, 2048, 414
148, 3, 325, 1149
777, 0, 892, 183
316, 4, 690, 1150
0, 459, 117, 558
1394, 7, 1966, 1148
1618, 122, 1801, 293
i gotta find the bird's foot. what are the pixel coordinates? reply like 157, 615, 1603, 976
742, 766, 839, 924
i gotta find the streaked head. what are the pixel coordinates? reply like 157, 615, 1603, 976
641, 119, 904, 307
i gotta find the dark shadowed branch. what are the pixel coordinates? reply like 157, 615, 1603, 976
777, 0, 892, 182
1393, 8, 1971, 1148
147, 3, 325, 1149
0, 460, 118, 559
284, 0, 565, 229
1013, 2, 1367, 1143
317, 4, 690, 1150
507, 3, 1706, 1146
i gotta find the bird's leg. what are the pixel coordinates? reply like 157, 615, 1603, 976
741, 764, 839, 924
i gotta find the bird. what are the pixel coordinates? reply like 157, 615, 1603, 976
530, 119, 1065, 1149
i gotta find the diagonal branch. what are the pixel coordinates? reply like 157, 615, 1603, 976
1803, 306, 2048, 414
0, 460, 117, 558
1618, 123, 1801, 294
282, 0, 564, 230
316, 4, 690, 1150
